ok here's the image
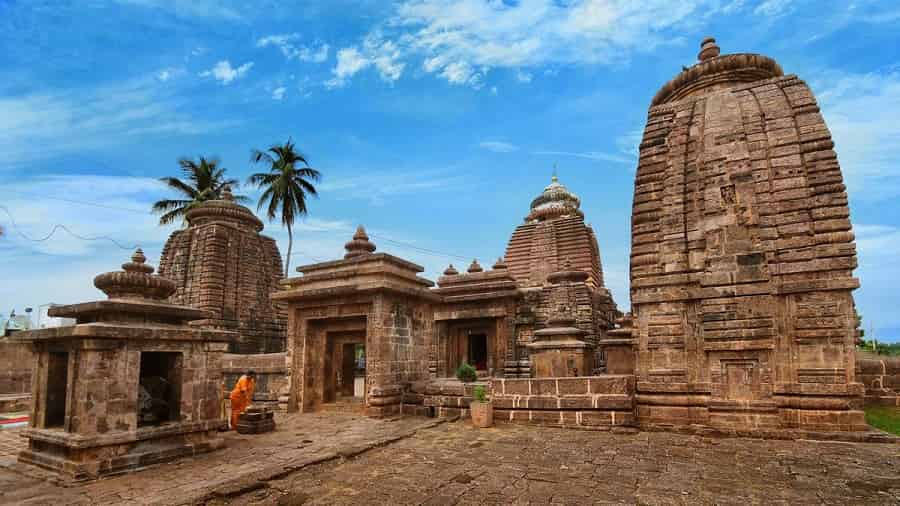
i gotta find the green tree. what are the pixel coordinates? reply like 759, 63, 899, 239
152, 156, 245, 225
247, 139, 321, 274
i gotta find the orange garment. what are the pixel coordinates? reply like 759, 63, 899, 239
229, 375, 255, 430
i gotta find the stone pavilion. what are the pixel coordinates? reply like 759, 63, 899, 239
13, 250, 235, 480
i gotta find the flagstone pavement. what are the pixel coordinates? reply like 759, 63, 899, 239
1, 412, 899, 505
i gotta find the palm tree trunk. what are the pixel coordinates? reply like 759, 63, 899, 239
285, 225, 293, 275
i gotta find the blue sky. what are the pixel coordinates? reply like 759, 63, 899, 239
1, 0, 899, 340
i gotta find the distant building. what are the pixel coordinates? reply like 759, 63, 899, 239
38, 304, 76, 329
2, 309, 33, 337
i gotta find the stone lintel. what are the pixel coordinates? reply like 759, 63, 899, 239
294, 253, 425, 276
433, 306, 509, 321
435, 290, 521, 304
275, 281, 440, 303
48, 299, 210, 322
12, 322, 236, 343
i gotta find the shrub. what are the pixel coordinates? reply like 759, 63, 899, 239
456, 362, 477, 383
473, 385, 488, 403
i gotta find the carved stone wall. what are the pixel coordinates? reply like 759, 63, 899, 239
630, 39, 865, 432
159, 193, 286, 354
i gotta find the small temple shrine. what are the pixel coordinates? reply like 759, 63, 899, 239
13, 250, 235, 480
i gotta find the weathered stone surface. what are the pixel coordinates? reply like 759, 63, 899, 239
630, 38, 865, 433
857, 351, 900, 407
158, 190, 286, 354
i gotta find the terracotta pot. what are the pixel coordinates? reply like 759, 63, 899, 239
470, 401, 493, 428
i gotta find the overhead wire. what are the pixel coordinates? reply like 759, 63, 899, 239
2, 192, 476, 262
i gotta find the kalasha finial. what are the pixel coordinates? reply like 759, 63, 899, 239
698, 36, 720, 62
222, 185, 235, 201
467, 259, 483, 273
493, 257, 508, 270
94, 249, 175, 300
122, 248, 154, 274
443, 264, 459, 276
344, 225, 377, 259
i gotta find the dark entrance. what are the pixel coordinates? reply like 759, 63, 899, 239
45, 352, 69, 428
138, 352, 182, 427
468, 333, 488, 371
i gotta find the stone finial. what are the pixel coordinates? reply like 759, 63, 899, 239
344, 225, 377, 259
222, 185, 235, 201
492, 257, 508, 270
698, 36, 720, 62
443, 264, 459, 276
94, 249, 176, 300
467, 259, 483, 273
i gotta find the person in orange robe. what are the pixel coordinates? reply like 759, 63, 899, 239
230, 370, 256, 430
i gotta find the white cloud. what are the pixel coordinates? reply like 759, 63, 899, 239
325, 47, 372, 88
271, 86, 287, 100
851, 223, 900, 336
815, 68, 900, 201
391, 0, 726, 87
753, 0, 793, 17
515, 70, 532, 83
479, 140, 518, 153
256, 33, 330, 63
325, 33, 406, 88
200, 60, 254, 84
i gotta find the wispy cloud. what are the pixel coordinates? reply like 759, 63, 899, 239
532, 150, 632, 164
271, 86, 287, 100
753, 0, 793, 17
200, 60, 254, 84
815, 67, 900, 201
479, 140, 518, 153
0, 76, 238, 170
256, 33, 330, 63
319, 169, 464, 205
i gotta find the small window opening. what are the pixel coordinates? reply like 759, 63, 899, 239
138, 352, 182, 427
45, 352, 69, 428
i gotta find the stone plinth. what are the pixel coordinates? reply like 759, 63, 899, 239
158, 188, 285, 354
599, 313, 636, 375
630, 38, 866, 433
235, 406, 275, 434
527, 326, 592, 378
13, 250, 235, 480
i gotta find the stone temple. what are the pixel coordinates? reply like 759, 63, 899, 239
158, 187, 285, 354
272, 37, 875, 437
630, 37, 865, 431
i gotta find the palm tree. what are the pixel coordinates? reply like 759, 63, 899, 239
152, 156, 246, 225
247, 139, 321, 274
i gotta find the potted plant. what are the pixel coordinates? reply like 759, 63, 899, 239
469, 385, 493, 428
456, 362, 477, 383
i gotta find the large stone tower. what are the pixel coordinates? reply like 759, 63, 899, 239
630, 38, 865, 432
158, 188, 286, 353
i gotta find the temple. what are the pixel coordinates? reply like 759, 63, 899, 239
274, 175, 634, 426
629, 37, 866, 431
158, 186, 286, 354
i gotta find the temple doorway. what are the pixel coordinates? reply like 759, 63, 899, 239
323, 333, 366, 410
468, 333, 488, 371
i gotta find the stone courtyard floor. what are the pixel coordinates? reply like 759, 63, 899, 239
1, 413, 899, 505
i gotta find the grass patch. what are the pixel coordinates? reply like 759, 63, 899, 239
864, 406, 900, 435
